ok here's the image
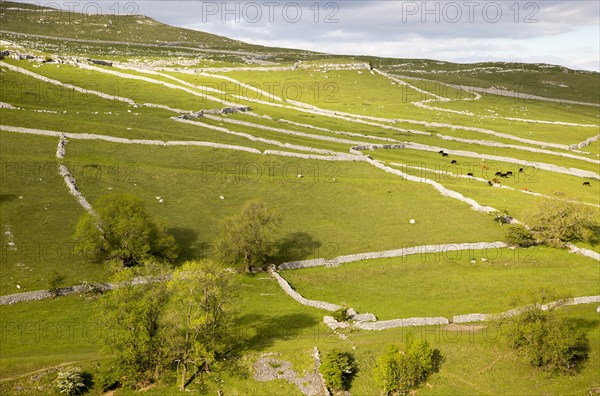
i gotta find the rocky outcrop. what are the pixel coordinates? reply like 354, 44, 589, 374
88, 59, 113, 67
298, 62, 371, 71
179, 106, 252, 119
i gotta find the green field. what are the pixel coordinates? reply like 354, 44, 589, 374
282, 247, 600, 319
1, 1, 599, 394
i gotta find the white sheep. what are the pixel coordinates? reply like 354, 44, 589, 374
409, 219, 416, 224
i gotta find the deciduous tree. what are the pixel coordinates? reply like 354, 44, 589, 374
215, 201, 281, 272
74, 194, 178, 266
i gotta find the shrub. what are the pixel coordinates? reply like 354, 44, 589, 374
320, 349, 356, 391
48, 271, 67, 296
505, 224, 536, 247
54, 367, 92, 395
500, 306, 589, 374
373, 337, 442, 395
95, 363, 120, 392
331, 307, 350, 322
523, 197, 598, 247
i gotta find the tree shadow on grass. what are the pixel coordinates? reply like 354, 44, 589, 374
568, 317, 599, 332
168, 227, 199, 262
231, 313, 320, 353
274, 232, 322, 263
0, 194, 18, 203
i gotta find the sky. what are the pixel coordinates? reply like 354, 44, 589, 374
23, 1, 600, 71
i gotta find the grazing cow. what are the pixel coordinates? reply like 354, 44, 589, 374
439, 150, 444, 154
366, 155, 373, 160
500, 173, 508, 178
467, 173, 474, 177
522, 187, 529, 191
451, 160, 457, 165
442, 153, 449, 157
519, 168, 524, 172
492, 178, 500, 184
506, 171, 513, 176
495, 172, 502, 176
583, 182, 591, 186
488, 181, 493, 186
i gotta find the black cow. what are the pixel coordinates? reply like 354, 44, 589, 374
519, 168, 524, 172
500, 173, 508, 178
506, 171, 513, 176
439, 150, 445, 154
451, 160, 457, 165
467, 173, 474, 177
495, 172, 502, 176
442, 153, 449, 157
583, 182, 591, 186
488, 181, 493, 186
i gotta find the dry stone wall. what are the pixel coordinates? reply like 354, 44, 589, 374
278, 242, 508, 270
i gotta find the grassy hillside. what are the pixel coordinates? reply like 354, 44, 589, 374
0, 2, 599, 394
0, 1, 252, 51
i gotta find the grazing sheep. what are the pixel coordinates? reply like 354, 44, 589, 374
470, 259, 476, 264
409, 219, 416, 224
583, 182, 591, 186
219, 195, 225, 200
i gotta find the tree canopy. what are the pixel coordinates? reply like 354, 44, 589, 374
215, 201, 281, 272
73, 194, 179, 266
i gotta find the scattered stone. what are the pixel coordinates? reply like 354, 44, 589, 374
323, 315, 349, 330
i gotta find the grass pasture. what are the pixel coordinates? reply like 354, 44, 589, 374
65, 139, 505, 262
0, 2, 599, 394
282, 247, 600, 320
